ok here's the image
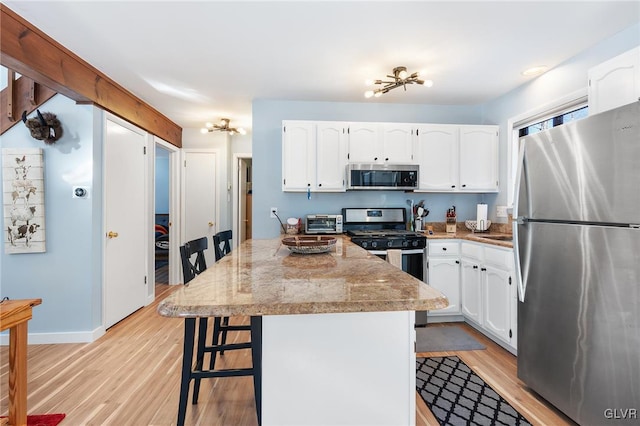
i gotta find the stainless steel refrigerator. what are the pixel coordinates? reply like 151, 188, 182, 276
513, 101, 640, 425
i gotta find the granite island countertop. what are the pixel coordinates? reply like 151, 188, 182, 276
158, 237, 448, 318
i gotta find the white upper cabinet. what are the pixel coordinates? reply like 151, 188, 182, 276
415, 124, 498, 192
347, 123, 382, 163
316, 122, 347, 191
588, 47, 640, 115
282, 121, 347, 192
459, 125, 499, 192
381, 124, 415, 163
348, 123, 415, 164
282, 121, 315, 191
415, 125, 459, 190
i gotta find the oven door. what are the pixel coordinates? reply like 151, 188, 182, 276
370, 248, 428, 326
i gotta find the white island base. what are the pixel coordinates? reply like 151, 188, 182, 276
262, 310, 416, 426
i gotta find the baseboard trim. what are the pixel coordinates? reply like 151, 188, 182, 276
0, 326, 105, 345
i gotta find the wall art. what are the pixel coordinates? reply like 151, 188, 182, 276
2, 148, 46, 254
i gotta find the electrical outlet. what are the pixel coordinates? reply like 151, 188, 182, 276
270, 207, 278, 218
496, 205, 508, 218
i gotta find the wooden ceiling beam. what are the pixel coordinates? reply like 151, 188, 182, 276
0, 4, 182, 147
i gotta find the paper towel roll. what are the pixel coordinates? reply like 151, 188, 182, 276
476, 204, 488, 231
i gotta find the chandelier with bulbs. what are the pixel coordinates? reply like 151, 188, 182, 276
201, 118, 246, 135
364, 66, 433, 98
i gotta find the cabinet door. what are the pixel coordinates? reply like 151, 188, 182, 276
282, 121, 315, 191
382, 124, 414, 163
415, 125, 458, 190
460, 258, 482, 324
588, 47, 640, 115
316, 122, 347, 191
483, 265, 511, 343
427, 257, 461, 315
459, 126, 498, 192
348, 123, 382, 163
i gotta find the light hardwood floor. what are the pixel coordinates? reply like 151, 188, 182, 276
1, 284, 575, 425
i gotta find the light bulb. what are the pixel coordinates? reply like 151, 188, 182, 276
205, 122, 213, 128
365, 79, 374, 86
423, 80, 434, 87
365, 90, 374, 98
238, 128, 247, 135
398, 70, 408, 80
201, 128, 208, 134
220, 119, 228, 127
374, 91, 382, 98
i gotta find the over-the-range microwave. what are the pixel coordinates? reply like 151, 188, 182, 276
305, 214, 343, 234
347, 163, 419, 190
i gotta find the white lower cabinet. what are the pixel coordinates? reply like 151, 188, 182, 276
427, 240, 461, 316
460, 241, 516, 350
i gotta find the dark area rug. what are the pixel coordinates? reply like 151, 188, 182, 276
416, 356, 531, 426
0, 413, 65, 426
416, 326, 486, 353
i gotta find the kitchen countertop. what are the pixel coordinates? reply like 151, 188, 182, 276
157, 236, 448, 318
423, 230, 514, 248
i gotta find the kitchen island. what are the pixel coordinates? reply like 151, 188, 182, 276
158, 237, 447, 426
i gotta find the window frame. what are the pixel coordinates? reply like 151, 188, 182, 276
506, 88, 588, 207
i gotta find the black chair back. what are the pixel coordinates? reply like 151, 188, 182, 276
213, 230, 232, 262
179, 237, 208, 284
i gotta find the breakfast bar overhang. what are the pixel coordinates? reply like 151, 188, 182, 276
158, 237, 448, 425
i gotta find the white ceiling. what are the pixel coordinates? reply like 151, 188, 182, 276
4, 1, 639, 133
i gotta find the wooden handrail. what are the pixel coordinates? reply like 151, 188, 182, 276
0, 4, 182, 147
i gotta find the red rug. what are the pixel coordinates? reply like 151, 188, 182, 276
1, 413, 65, 426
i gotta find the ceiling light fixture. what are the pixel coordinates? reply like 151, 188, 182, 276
364, 66, 433, 98
201, 118, 246, 135
521, 66, 548, 77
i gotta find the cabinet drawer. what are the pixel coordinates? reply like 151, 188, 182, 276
461, 242, 483, 260
429, 241, 459, 256
484, 246, 514, 270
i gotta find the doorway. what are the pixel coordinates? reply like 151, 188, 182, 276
233, 154, 253, 246
154, 137, 180, 286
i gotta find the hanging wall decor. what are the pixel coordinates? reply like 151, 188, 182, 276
22, 109, 63, 145
2, 148, 46, 254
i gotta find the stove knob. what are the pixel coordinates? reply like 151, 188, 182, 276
387, 241, 393, 248
371, 241, 378, 248
362, 242, 368, 249
402, 240, 409, 248
412, 240, 420, 247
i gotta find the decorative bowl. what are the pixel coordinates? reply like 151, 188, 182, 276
465, 219, 492, 232
282, 235, 337, 254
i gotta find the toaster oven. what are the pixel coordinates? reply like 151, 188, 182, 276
305, 214, 343, 234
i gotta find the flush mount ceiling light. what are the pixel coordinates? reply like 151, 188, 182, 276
521, 66, 548, 77
201, 118, 246, 135
364, 66, 433, 98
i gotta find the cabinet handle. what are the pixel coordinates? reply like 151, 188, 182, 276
451, 185, 456, 188
473, 265, 478, 269
481, 267, 487, 271
462, 184, 467, 188
442, 247, 447, 251
374, 157, 378, 161
385, 157, 389, 161
455, 260, 460, 264
318, 183, 322, 187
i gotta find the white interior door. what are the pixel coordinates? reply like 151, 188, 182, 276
104, 116, 147, 329
183, 150, 217, 267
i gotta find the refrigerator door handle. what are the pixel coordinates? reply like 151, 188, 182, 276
513, 138, 529, 303
513, 216, 528, 302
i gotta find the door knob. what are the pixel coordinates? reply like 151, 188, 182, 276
208, 222, 214, 227
107, 231, 119, 238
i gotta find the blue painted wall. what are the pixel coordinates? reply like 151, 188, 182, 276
0, 95, 102, 337
155, 148, 170, 214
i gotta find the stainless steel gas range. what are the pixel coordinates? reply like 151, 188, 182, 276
343, 207, 429, 326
